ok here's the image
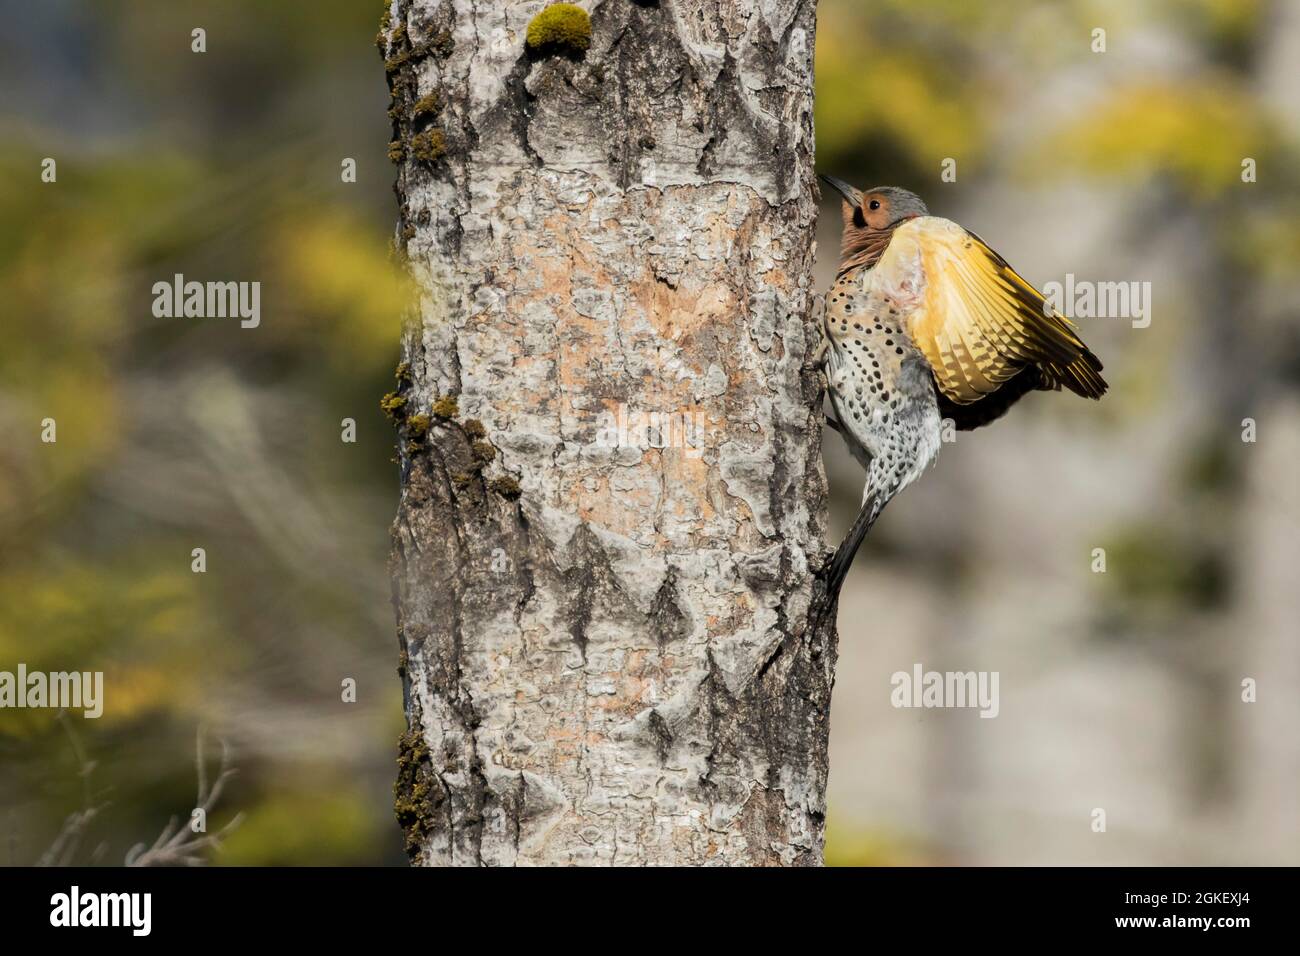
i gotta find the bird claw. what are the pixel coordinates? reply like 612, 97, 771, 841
811, 341, 828, 368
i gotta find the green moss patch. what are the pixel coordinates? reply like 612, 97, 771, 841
405, 413, 431, 438
526, 3, 591, 58
393, 728, 436, 859
412, 92, 441, 118
489, 476, 522, 500
431, 394, 459, 420
409, 129, 447, 164
380, 391, 407, 420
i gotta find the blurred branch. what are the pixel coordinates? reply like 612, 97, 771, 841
127, 727, 244, 867
36, 721, 241, 866
36, 710, 108, 867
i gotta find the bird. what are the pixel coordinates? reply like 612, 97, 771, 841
816, 175, 1107, 598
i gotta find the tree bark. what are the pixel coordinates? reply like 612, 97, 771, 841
383, 0, 830, 866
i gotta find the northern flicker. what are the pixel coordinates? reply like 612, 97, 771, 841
817, 176, 1107, 596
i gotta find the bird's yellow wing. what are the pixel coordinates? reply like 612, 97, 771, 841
880, 217, 1106, 405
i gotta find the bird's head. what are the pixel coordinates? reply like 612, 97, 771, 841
819, 177, 928, 273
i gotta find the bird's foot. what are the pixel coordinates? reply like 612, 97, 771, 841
810, 335, 828, 367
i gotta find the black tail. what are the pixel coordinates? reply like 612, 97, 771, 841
824, 493, 883, 601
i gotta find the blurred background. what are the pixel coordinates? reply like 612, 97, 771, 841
0, 0, 1296, 865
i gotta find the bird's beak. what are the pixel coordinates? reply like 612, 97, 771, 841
818, 174, 858, 206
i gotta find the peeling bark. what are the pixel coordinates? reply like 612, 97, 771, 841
384, 0, 831, 866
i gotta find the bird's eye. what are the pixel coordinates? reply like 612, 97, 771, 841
868, 199, 881, 210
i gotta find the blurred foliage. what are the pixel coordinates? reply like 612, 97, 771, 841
1035, 81, 1275, 199
221, 785, 381, 866
0, 561, 216, 736
814, 0, 1298, 862
0, 0, 405, 865
1101, 524, 1231, 616
824, 819, 930, 867
1179, 430, 1244, 497
814, 0, 987, 185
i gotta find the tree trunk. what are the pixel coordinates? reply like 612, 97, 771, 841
383, 0, 830, 866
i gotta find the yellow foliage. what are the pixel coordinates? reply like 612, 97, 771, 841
1035, 82, 1272, 199
268, 211, 411, 373
1235, 203, 1300, 282
0, 563, 212, 726
220, 788, 380, 865
1189, 0, 1263, 44
824, 819, 929, 866
815, 8, 983, 173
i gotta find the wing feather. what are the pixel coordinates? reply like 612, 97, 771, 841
882, 218, 1107, 406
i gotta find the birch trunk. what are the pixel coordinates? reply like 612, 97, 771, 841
383, 0, 830, 866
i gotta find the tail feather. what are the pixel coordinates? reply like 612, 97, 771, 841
825, 493, 883, 601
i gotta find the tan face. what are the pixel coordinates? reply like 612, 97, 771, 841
837, 192, 890, 270
840, 191, 904, 233
821, 178, 929, 272
857, 192, 894, 230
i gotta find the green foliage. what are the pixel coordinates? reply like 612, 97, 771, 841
824, 820, 925, 866
0, 0, 410, 865
1101, 525, 1231, 614
0, 562, 219, 737
813, 2, 988, 180
1037, 82, 1273, 199
222, 788, 381, 865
